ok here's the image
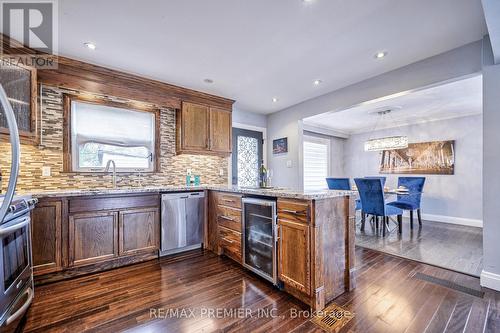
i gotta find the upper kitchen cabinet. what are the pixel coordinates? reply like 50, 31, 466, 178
209, 107, 232, 153
176, 101, 232, 156
177, 102, 210, 152
0, 63, 38, 144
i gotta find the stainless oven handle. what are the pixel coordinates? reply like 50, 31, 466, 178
4, 287, 34, 326
0, 85, 21, 223
0, 217, 30, 236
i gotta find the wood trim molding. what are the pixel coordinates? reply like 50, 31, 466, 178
1, 33, 234, 110
62, 94, 162, 173
62, 95, 72, 172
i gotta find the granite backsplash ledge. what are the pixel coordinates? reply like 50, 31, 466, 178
0, 86, 229, 192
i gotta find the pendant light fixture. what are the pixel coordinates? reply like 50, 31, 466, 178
364, 108, 408, 152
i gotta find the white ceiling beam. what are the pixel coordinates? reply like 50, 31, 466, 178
302, 123, 350, 139
482, 0, 500, 64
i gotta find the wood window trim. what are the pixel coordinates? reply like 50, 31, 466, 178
62, 94, 161, 173
0, 63, 39, 145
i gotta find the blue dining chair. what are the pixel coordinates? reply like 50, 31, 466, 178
326, 178, 362, 212
326, 178, 351, 190
365, 176, 387, 187
387, 177, 426, 229
358, 177, 386, 215
354, 178, 403, 235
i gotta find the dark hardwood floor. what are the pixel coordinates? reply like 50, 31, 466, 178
355, 218, 483, 276
23, 248, 499, 333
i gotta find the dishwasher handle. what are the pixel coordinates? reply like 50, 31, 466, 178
162, 191, 205, 200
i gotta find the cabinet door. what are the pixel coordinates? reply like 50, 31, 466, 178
31, 201, 62, 275
119, 208, 159, 256
0, 63, 38, 144
69, 211, 118, 267
179, 102, 209, 151
278, 219, 311, 295
209, 107, 232, 153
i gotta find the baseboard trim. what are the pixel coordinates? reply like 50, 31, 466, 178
480, 270, 500, 291
401, 212, 483, 228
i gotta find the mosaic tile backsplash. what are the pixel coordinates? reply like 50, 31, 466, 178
0, 86, 229, 192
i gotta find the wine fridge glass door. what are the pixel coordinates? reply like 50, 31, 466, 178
242, 199, 277, 284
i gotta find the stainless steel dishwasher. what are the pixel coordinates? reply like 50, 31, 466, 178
160, 191, 205, 256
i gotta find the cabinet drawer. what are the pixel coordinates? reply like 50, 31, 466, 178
216, 193, 242, 209
69, 194, 159, 213
277, 199, 311, 224
218, 226, 242, 263
216, 205, 241, 232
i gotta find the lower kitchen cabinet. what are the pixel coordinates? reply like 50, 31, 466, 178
69, 211, 119, 267
31, 194, 161, 283
278, 219, 311, 295
119, 207, 159, 256
218, 225, 242, 264
31, 200, 63, 275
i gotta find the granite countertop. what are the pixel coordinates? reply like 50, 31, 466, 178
26, 185, 356, 200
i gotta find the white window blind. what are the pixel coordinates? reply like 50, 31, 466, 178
71, 101, 156, 172
303, 135, 330, 192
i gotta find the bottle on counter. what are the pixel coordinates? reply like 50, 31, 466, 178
259, 160, 267, 188
186, 169, 192, 187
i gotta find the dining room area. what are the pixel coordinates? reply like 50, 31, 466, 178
301, 74, 483, 277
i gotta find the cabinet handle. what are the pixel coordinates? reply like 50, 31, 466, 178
282, 209, 300, 214
219, 215, 235, 222
222, 199, 235, 203
222, 237, 234, 244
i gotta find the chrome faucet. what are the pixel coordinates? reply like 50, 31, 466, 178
104, 160, 117, 188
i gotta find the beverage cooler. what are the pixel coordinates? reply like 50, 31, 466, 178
241, 197, 277, 284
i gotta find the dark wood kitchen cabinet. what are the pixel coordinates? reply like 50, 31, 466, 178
31, 200, 63, 275
207, 191, 243, 264
176, 101, 232, 155
32, 193, 161, 284
119, 207, 159, 256
177, 101, 210, 152
209, 107, 232, 153
278, 219, 311, 295
277, 198, 312, 296
0, 63, 39, 144
68, 211, 119, 267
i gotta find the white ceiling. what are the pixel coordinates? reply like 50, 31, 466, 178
52, 0, 486, 114
303, 75, 483, 134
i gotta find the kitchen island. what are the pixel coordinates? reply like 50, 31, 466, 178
29, 186, 356, 310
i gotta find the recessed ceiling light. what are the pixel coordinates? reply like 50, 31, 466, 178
374, 51, 387, 59
84, 42, 96, 50
313, 79, 322, 85
272, 97, 278, 103
203, 78, 214, 84
303, 0, 314, 2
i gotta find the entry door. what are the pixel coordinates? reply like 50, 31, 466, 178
232, 128, 263, 187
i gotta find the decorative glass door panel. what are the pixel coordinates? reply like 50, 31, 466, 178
232, 128, 263, 187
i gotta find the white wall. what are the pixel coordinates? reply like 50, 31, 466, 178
344, 115, 482, 222
268, 41, 482, 190
481, 36, 500, 290
232, 107, 267, 129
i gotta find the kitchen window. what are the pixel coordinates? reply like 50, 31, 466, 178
303, 135, 330, 192
65, 96, 159, 172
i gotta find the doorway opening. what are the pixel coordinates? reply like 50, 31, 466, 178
302, 75, 483, 276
